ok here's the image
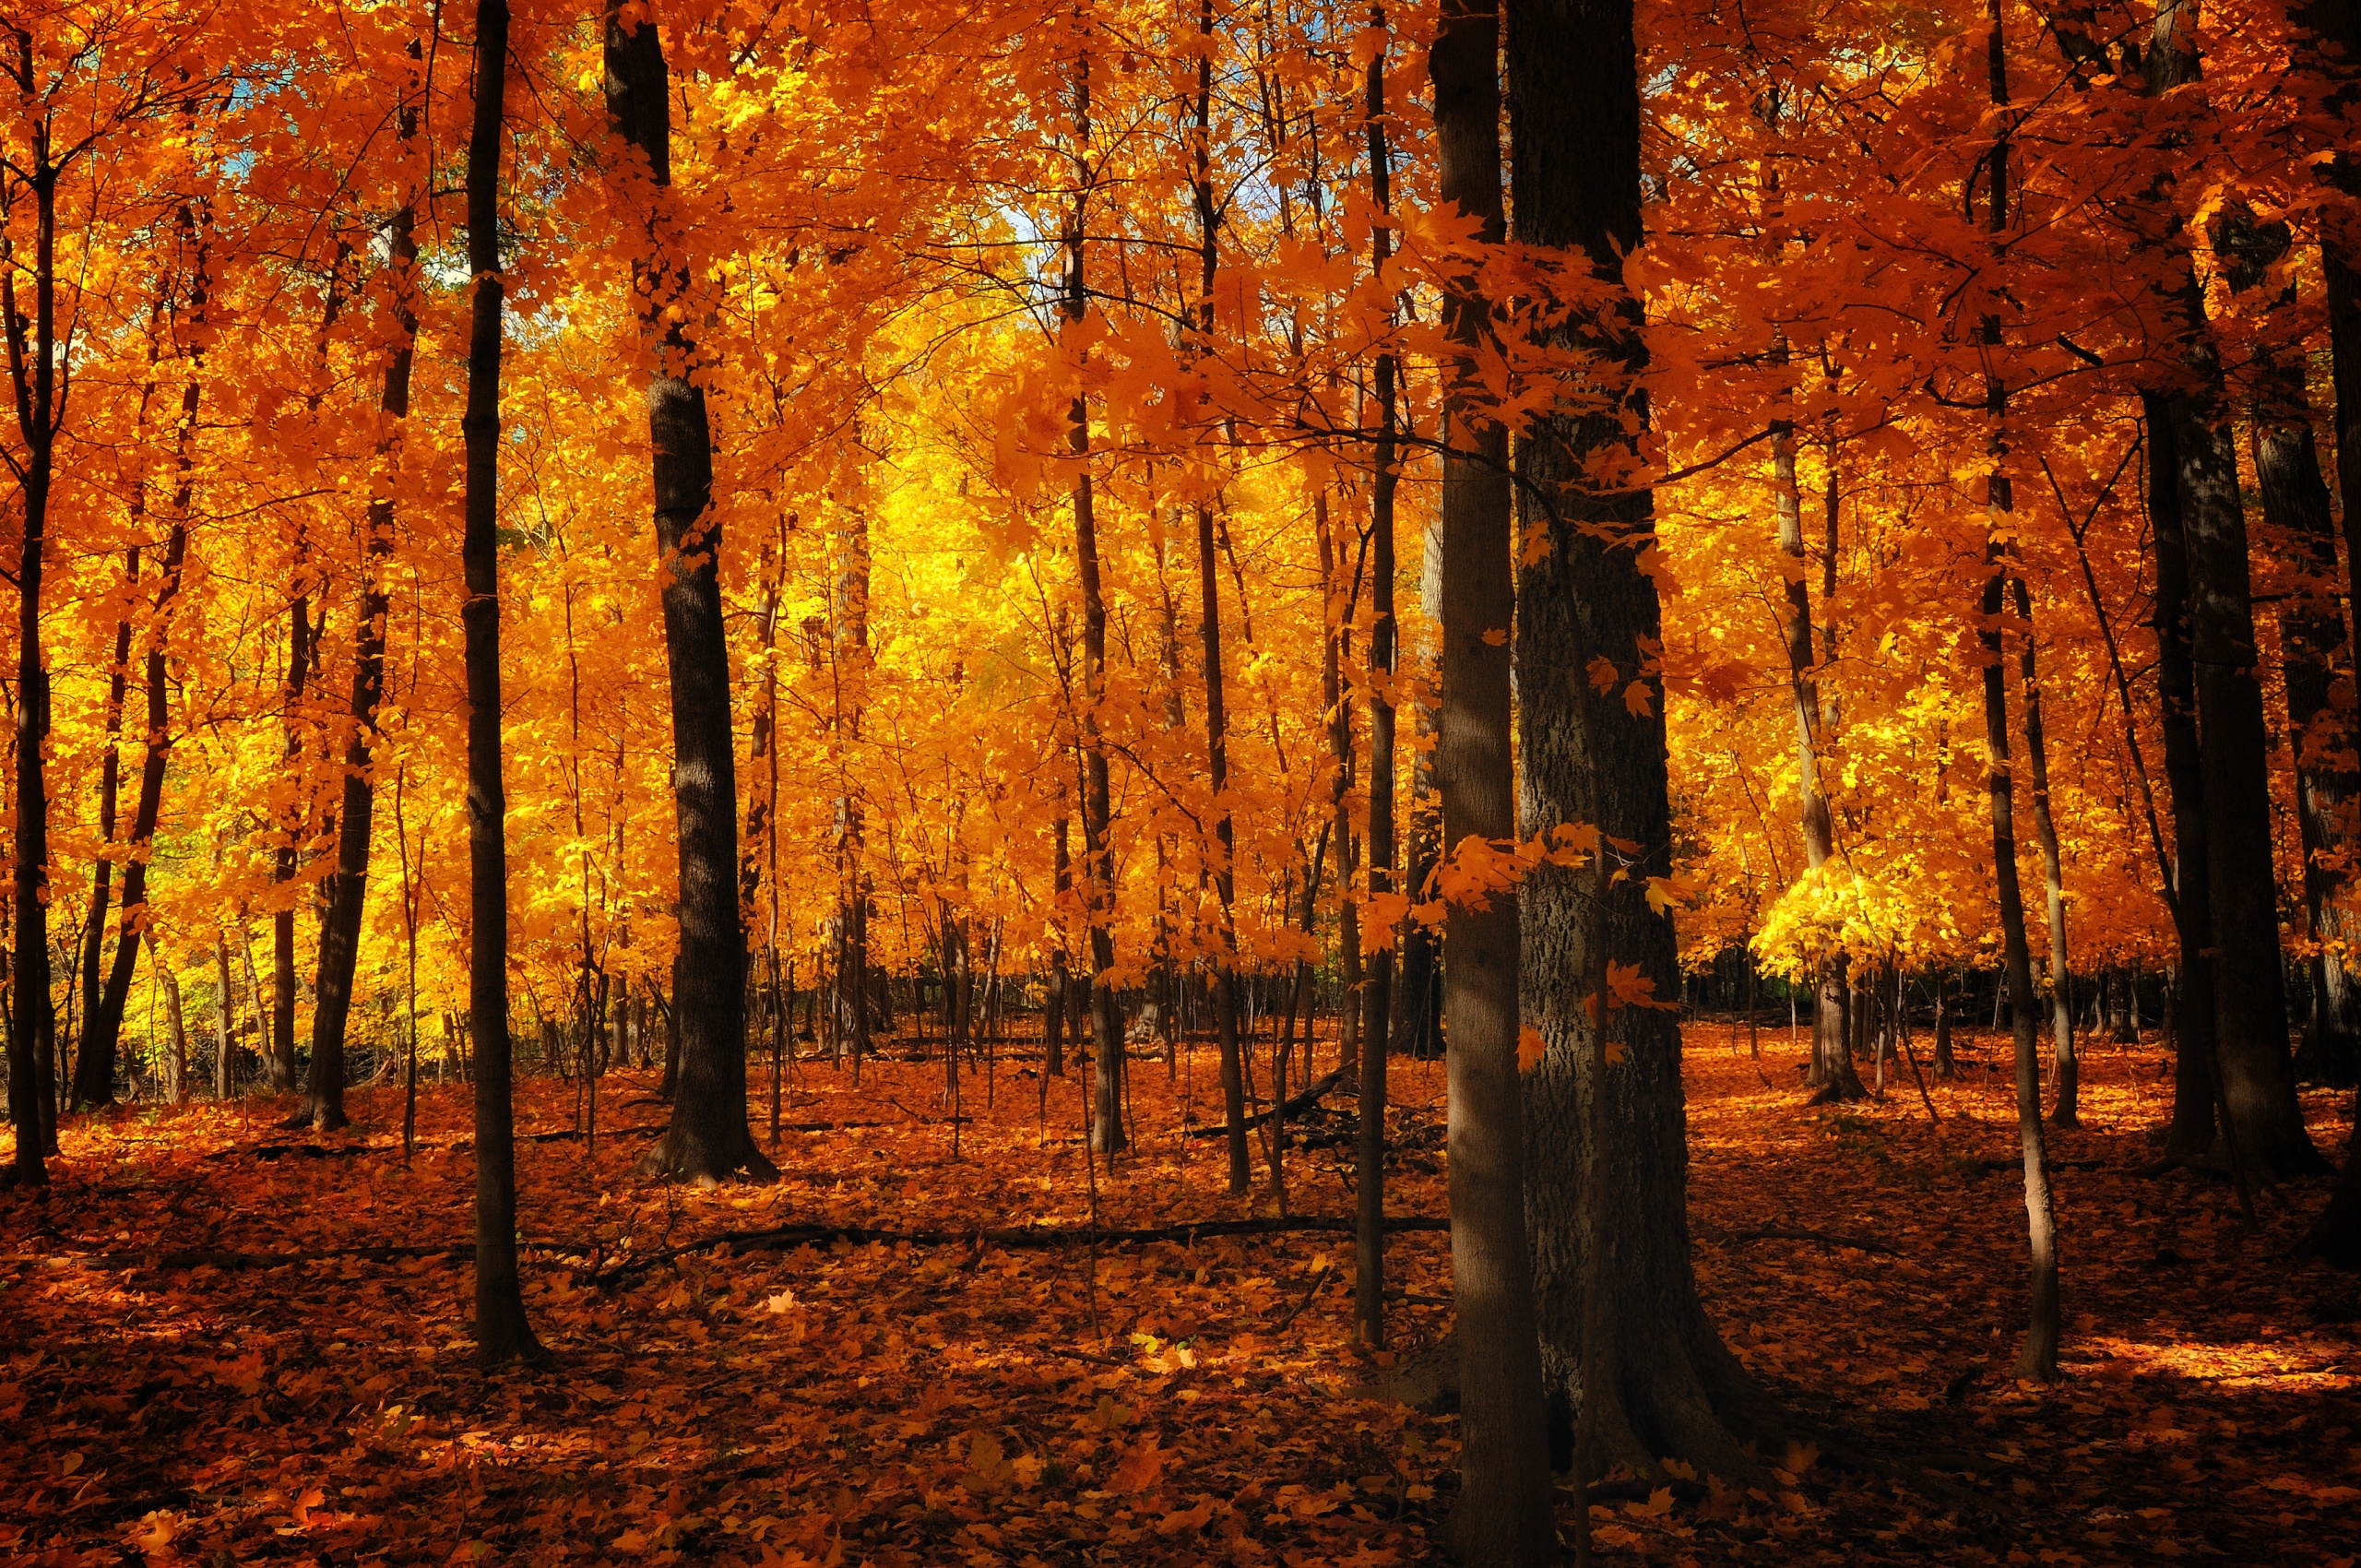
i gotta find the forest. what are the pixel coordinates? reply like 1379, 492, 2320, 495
4, 0, 2360, 1562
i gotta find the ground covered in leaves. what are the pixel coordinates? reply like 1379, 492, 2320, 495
4, 1024, 2356, 1565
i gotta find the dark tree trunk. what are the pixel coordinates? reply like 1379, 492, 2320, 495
462, 0, 538, 1366
77, 519, 188, 1108
1048, 814, 1070, 1078
1980, 544, 2062, 1381
2167, 394, 2322, 1176
1357, 19, 1399, 1349
1063, 41, 1124, 1157
1509, 0, 1786, 1485
606, 1, 772, 1184
1437, 2, 1555, 1558
5, 141, 61, 1187
77, 213, 209, 1111
2144, 400, 2225, 1160
76, 549, 136, 1102
303, 118, 419, 1134
270, 593, 313, 1095
1979, 0, 2059, 1381
2011, 576, 2077, 1126
2254, 324, 2361, 1087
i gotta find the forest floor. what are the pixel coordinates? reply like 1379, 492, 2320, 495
3, 1022, 2356, 1566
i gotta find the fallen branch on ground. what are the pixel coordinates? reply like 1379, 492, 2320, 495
1185, 1068, 1346, 1138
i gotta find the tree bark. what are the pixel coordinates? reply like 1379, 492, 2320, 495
1064, 39, 1124, 1157
76, 549, 136, 1101
303, 85, 420, 1133
5, 125, 60, 1185
1509, 0, 1786, 1485
1357, 8, 1399, 1349
1435, 2, 1555, 1558
462, 0, 539, 1366
2010, 576, 2077, 1126
606, 0, 773, 1184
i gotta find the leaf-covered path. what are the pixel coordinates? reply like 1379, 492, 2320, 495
5, 1028, 2353, 1565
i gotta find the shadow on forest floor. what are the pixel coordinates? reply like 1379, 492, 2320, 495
2, 1024, 2354, 1564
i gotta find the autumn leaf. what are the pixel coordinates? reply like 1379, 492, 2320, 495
1109, 1435, 1168, 1495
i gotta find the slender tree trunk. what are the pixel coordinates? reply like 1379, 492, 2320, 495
1356, 9, 1398, 1349
149, 932, 186, 1105
77, 549, 136, 1099
1434, 3, 1554, 1557
462, 0, 538, 1366
78, 518, 189, 1108
2011, 576, 2077, 1126
303, 97, 419, 1133
214, 937, 237, 1100
1049, 814, 1071, 1078
1065, 39, 1124, 1157
271, 586, 313, 1095
1979, 1, 2061, 1381
606, 0, 772, 1182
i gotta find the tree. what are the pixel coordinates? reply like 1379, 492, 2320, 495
1434, 0, 1555, 1559
605, 0, 774, 1184
1512, 0, 1788, 1482
462, 0, 537, 1367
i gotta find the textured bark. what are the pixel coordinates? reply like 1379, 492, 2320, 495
2011, 576, 2078, 1126
606, 1, 772, 1184
1436, 2, 1555, 1559
269, 588, 313, 1095
462, 0, 539, 1366
1510, 0, 1784, 1484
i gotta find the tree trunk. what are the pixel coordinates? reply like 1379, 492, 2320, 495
1, 124, 68, 1185
150, 932, 187, 1105
2010, 576, 2077, 1126
462, 0, 538, 1366
1436, 2, 1555, 1558
1357, 18, 1399, 1349
2134, 400, 2226, 1163
78, 517, 190, 1109
303, 116, 418, 1134
2165, 395, 2320, 1175
1508, 0, 1786, 1487
76, 549, 137, 1104
1064, 40, 1124, 1158
606, 0, 772, 1183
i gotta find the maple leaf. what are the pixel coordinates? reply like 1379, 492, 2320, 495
1109, 1435, 1167, 1495
1517, 1024, 1548, 1073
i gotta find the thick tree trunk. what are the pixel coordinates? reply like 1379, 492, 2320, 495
606, 1, 772, 1183
1509, 0, 1784, 1486
2011, 576, 2078, 1125
2143, 400, 2225, 1159
462, 0, 538, 1366
1435, 3, 1554, 1559
2168, 395, 2321, 1175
